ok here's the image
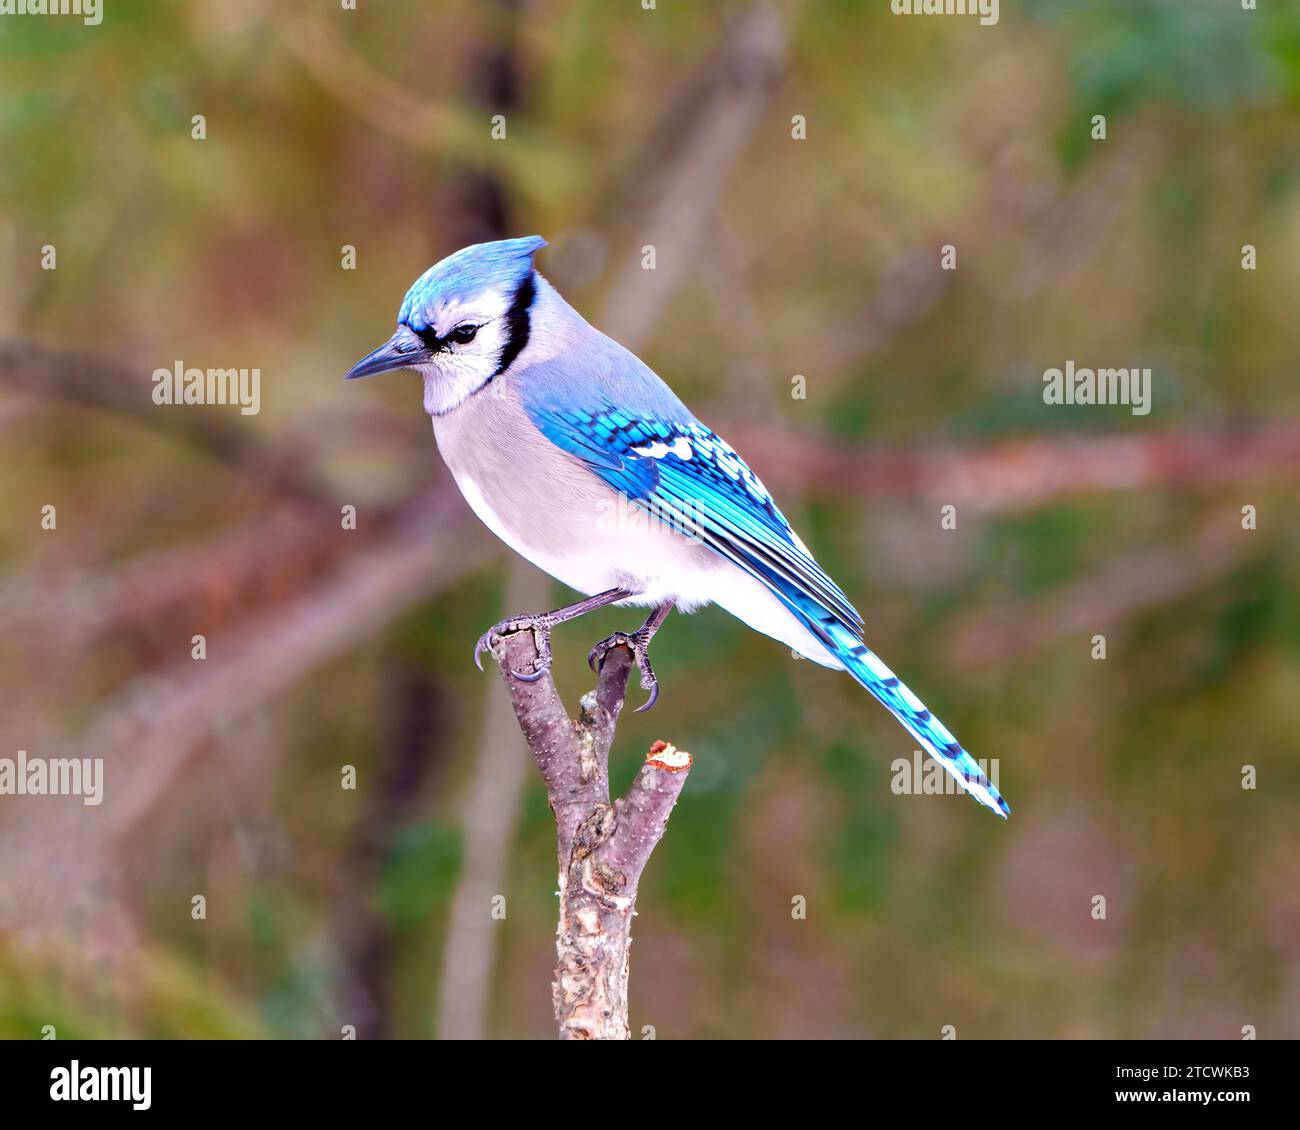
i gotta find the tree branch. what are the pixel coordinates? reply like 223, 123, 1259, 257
488, 629, 691, 1040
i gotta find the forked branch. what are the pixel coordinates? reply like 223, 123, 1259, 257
488, 629, 692, 1040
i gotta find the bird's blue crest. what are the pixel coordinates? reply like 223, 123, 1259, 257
397, 236, 547, 331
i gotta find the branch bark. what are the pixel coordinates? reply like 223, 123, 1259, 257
488, 629, 691, 1041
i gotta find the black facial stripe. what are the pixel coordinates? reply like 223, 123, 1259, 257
492, 270, 536, 379
415, 327, 444, 353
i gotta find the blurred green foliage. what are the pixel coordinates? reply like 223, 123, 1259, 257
1, 1, 1298, 1040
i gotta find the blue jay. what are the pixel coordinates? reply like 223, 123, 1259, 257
347, 237, 1009, 818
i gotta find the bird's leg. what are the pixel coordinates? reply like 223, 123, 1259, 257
587, 602, 674, 713
474, 586, 635, 682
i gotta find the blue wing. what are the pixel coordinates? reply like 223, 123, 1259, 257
521, 399, 864, 638
519, 394, 1009, 818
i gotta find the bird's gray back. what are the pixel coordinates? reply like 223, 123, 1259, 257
509, 274, 695, 423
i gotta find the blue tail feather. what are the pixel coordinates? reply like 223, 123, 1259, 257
792, 602, 1009, 819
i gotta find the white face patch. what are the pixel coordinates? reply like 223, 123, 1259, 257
419, 320, 510, 415
417, 286, 515, 416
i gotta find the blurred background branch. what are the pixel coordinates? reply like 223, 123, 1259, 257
726, 422, 1300, 512
0, 342, 338, 509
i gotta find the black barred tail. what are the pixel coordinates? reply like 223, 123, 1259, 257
795, 604, 1009, 818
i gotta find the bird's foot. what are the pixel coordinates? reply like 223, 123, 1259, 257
473, 613, 557, 682
588, 629, 661, 713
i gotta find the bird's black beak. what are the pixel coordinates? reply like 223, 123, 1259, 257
344, 325, 429, 381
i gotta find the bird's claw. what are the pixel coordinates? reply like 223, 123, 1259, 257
588, 630, 661, 712
473, 614, 555, 682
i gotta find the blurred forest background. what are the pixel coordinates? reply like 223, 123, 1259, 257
2, 0, 1299, 1040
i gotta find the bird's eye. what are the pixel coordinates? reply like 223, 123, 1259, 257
447, 324, 479, 345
